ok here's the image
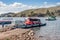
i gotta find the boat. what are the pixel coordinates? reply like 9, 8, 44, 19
46, 16, 56, 21
15, 17, 46, 28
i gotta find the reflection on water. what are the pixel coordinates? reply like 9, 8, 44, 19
35, 17, 60, 40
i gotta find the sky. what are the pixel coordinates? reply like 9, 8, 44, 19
0, 0, 60, 14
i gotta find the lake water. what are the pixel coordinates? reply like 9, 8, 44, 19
34, 17, 60, 40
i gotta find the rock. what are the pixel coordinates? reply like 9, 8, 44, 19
0, 28, 37, 40
28, 30, 34, 36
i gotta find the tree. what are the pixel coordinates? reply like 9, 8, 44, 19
51, 12, 56, 17
51, 12, 54, 15
31, 11, 34, 15
30, 11, 34, 16
46, 10, 51, 16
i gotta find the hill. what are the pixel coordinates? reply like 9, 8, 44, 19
0, 6, 60, 17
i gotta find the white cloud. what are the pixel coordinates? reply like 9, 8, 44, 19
0, 1, 60, 14
44, 2, 47, 4
0, 2, 38, 14
0, 1, 7, 7
56, 2, 60, 5
39, 2, 56, 8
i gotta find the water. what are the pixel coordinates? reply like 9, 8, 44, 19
0, 17, 60, 40
35, 17, 60, 40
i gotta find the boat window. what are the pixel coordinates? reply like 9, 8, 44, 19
29, 19, 40, 21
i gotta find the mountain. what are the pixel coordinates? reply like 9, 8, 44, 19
15, 6, 60, 17
0, 12, 16, 17
0, 6, 60, 17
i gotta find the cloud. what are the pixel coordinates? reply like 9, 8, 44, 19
0, 2, 37, 14
56, 2, 60, 5
0, 1, 5, 7
39, 2, 56, 8
0, 1, 60, 14
43, 2, 48, 5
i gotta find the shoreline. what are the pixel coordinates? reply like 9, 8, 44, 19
0, 27, 37, 40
